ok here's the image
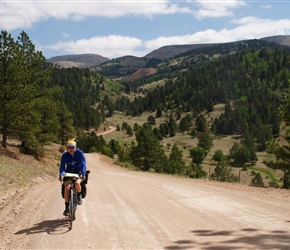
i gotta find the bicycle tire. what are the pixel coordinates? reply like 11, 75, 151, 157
69, 187, 74, 230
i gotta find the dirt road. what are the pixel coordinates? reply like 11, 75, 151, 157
1, 153, 290, 249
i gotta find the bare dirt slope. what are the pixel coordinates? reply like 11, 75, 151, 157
1, 153, 290, 249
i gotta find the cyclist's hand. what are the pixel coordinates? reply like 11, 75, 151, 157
59, 175, 64, 182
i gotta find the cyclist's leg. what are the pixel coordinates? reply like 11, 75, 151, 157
63, 180, 70, 215
64, 181, 70, 202
74, 179, 82, 193
74, 179, 83, 205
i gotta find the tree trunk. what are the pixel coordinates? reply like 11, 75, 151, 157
2, 132, 7, 148
283, 169, 286, 189
61, 125, 64, 145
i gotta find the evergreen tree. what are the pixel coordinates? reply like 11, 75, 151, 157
133, 123, 139, 132
251, 173, 265, 187
198, 132, 213, 152
211, 163, 238, 182
108, 139, 121, 154
0, 31, 59, 150
57, 102, 75, 145
195, 115, 206, 132
265, 134, 290, 189
129, 123, 167, 172
212, 150, 226, 165
179, 114, 193, 132
232, 144, 250, 166
153, 127, 163, 141
190, 146, 206, 165
147, 115, 156, 125
127, 125, 133, 137
265, 97, 290, 188
241, 130, 257, 162
117, 148, 129, 162
255, 123, 273, 151
186, 163, 207, 179
229, 142, 240, 160
167, 114, 177, 137
167, 144, 185, 174
159, 123, 169, 137
156, 106, 162, 118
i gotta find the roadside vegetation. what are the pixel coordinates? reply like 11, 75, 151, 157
1, 30, 290, 192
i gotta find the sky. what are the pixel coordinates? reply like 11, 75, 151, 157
1, 0, 290, 59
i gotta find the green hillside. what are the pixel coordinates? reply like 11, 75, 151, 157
2, 30, 290, 188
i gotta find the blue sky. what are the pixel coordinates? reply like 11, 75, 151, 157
1, 0, 290, 59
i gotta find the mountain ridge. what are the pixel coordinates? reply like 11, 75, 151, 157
46, 35, 290, 69
46, 53, 109, 68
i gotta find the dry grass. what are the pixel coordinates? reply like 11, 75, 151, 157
104, 105, 283, 187
0, 143, 60, 193
0, 103, 282, 193
0, 155, 42, 192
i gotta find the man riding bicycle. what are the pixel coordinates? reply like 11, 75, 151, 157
59, 140, 86, 216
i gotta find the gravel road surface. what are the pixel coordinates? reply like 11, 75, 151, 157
1, 153, 290, 249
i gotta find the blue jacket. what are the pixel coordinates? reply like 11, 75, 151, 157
59, 148, 86, 177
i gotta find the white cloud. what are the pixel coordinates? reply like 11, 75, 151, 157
261, 4, 272, 9
62, 33, 69, 38
47, 35, 144, 58
231, 16, 290, 37
194, 0, 247, 19
45, 17, 290, 59
144, 17, 290, 50
0, 1, 192, 31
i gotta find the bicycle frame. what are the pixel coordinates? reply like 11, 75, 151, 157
64, 173, 79, 230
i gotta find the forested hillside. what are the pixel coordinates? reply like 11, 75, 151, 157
2, 30, 290, 188
116, 47, 289, 130
96, 46, 290, 188
94, 39, 284, 81
0, 31, 121, 151
49, 66, 125, 129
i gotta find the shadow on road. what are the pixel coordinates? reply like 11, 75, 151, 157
15, 218, 70, 235
164, 228, 290, 249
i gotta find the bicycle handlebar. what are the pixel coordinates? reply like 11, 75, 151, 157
64, 173, 80, 179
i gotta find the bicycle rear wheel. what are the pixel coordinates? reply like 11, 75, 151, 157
69, 188, 74, 230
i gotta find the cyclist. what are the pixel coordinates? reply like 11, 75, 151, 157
59, 140, 86, 216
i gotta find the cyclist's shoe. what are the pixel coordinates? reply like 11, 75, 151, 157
77, 194, 83, 205
63, 208, 69, 216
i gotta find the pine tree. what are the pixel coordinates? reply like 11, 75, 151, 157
0, 31, 58, 150
198, 132, 213, 152
179, 114, 193, 132
195, 115, 206, 132
167, 144, 185, 174
265, 96, 290, 188
190, 146, 206, 165
212, 150, 225, 165
127, 125, 133, 137
167, 114, 177, 137
211, 163, 238, 182
57, 102, 75, 145
251, 173, 264, 187
129, 123, 167, 172
241, 130, 257, 162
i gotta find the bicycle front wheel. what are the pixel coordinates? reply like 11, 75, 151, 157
69, 188, 74, 230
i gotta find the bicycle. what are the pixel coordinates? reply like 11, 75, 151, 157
63, 172, 80, 230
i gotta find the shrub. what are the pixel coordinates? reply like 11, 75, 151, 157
251, 173, 265, 187
211, 164, 238, 182
268, 180, 279, 188
59, 145, 65, 153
